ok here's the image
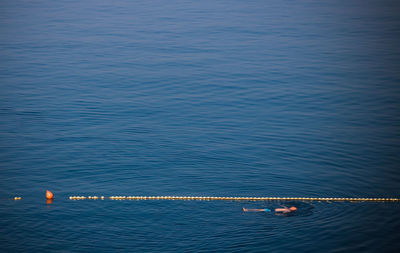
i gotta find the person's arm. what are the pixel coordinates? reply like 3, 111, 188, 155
243, 208, 269, 212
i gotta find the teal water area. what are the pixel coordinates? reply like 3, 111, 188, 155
1, 0, 400, 252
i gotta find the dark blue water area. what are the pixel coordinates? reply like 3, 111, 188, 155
1, 0, 400, 252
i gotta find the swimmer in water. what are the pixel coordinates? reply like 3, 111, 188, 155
275, 206, 297, 214
243, 206, 297, 214
243, 208, 271, 212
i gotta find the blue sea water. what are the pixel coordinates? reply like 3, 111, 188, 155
1, 0, 400, 252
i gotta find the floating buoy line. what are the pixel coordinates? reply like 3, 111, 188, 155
11, 194, 399, 202
66, 196, 400, 202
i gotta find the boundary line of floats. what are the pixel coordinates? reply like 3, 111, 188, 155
67, 196, 400, 202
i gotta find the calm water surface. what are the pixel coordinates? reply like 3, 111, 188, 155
1, 0, 399, 252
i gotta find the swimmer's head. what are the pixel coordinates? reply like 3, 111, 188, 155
289, 206, 297, 211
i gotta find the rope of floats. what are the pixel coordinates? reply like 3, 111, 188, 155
66, 196, 400, 202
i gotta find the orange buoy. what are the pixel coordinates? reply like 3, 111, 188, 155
46, 190, 54, 200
